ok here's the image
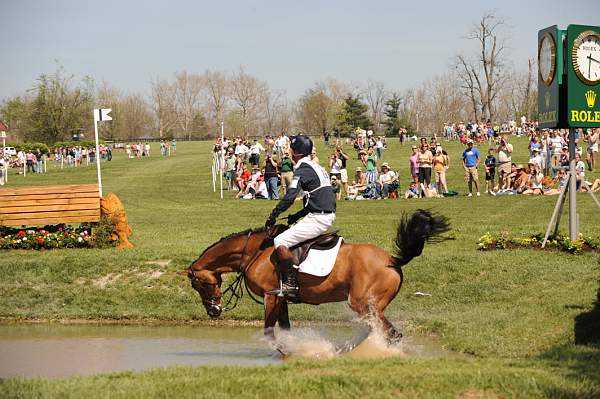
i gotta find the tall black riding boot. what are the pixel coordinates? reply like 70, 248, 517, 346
275, 246, 299, 299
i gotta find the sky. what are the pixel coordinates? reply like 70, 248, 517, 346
1, 0, 599, 101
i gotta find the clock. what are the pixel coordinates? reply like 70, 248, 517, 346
572, 30, 600, 85
538, 32, 556, 86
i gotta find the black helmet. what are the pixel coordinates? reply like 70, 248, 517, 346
290, 135, 313, 157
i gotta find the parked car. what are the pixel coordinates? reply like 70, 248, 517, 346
3, 147, 16, 156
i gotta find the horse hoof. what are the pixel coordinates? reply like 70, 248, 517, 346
388, 329, 403, 345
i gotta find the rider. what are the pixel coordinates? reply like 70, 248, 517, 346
265, 134, 336, 299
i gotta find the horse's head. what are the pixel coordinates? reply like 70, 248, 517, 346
184, 225, 288, 318
187, 265, 223, 318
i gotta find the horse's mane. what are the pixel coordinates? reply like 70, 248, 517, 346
199, 225, 275, 256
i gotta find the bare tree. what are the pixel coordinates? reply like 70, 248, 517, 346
362, 80, 387, 132
465, 12, 509, 122
203, 70, 229, 132
230, 66, 268, 136
150, 77, 178, 138
120, 93, 153, 140
96, 82, 123, 140
454, 55, 482, 122
174, 70, 204, 139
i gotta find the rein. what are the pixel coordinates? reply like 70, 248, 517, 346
220, 231, 266, 310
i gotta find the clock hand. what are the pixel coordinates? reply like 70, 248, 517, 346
589, 53, 592, 79
587, 54, 600, 64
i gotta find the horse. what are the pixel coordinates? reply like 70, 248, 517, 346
184, 209, 449, 343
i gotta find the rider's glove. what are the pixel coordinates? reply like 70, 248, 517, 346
287, 213, 300, 225
265, 213, 277, 228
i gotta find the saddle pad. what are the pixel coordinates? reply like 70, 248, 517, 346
298, 237, 343, 277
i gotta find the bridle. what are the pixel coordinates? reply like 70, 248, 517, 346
188, 229, 268, 313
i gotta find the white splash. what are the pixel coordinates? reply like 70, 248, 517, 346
270, 315, 405, 360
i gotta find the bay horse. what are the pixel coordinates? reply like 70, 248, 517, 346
185, 209, 449, 343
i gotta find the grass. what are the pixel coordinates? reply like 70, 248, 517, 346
1, 137, 599, 397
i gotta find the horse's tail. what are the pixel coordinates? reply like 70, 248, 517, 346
391, 209, 450, 269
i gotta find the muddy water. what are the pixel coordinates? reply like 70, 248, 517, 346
0, 323, 453, 378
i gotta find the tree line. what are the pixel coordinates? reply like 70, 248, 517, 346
1, 12, 537, 144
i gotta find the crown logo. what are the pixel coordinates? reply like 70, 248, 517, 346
586, 90, 596, 108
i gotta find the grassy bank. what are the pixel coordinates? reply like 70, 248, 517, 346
2, 356, 599, 398
1, 138, 599, 397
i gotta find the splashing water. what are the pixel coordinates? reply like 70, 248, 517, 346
269, 316, 405, 360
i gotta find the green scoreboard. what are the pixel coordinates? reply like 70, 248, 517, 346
538, 24, 600, 129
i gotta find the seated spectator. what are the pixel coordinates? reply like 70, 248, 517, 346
378, 163, 399, 199
522, 162, 544, 195
404, 181, 419, 199
347, 167, 367, 200
513, 164, 530, 193
331, 176, 341, 200
235, 164, 251, 197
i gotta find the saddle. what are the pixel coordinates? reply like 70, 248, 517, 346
289, 231, 340, 266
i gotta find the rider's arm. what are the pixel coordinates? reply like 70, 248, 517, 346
270, 176, 302, 218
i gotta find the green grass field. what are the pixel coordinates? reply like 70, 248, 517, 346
1, 138, 599, 398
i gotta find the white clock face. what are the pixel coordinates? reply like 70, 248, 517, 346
573, 32, 600, 84
539, 34, 555, 84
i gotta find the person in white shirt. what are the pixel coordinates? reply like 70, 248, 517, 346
575, 153, 586, 191
550, 131, 565, 169
249, 139, 264, 166
378, 162, 398, 199
235, 141, 249, 160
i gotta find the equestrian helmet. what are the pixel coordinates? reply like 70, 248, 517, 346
290, 135, 313, 157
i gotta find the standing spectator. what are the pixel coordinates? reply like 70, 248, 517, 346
336, 145, 350, 198
310, 147, 320, 164
171, 139, 177, 155
549, 131, 565, 171
225, 149, 237, 190
409, 145, 419, 183
585, 128, 599, 171
262, 152, 279, 200
36, 150, 44, 174
484, 148, 497, 195
417, 143, 433, 197
497, 135, 513, 189
462, 139, 481, 197
329, 151, 342, 182
433, 147, 448, 195
279, 151, 294, 194
363, 146, 378, 186
0, 156, 6, 186
575, 153, 586, 191
375, 137, 384, 160
249, 139, 264, 166
144, 142, 151, 157
25, 150, 36, 174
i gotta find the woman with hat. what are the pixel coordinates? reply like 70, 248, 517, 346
378, 163, 398, 199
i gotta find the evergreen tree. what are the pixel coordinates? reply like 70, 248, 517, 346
337, 95, 372, 134
382, 94, 401, 136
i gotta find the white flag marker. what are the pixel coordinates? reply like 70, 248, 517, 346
93, 109, 113, 197
94, 108, 113, 122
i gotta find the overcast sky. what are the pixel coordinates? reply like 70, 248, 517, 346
2, 0, 599, 101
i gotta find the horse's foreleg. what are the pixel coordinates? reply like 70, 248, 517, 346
263, 293, 282, 340
378, 314, 402, 344
277, 300, 290, 330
